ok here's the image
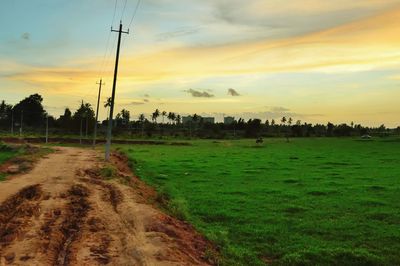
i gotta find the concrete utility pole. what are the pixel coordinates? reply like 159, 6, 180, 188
105, 21, 129, 161
80, 100, 83, 145
11, 109, 14, 135
45, 115, 49, 144
93, 79, 105, 148
85, 114, 88, 138
80, 117, 83, 145
19, 110, 23, 137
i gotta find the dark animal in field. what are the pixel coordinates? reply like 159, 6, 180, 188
256, 137, 263, 145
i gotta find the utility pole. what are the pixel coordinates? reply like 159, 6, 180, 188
85, 114, 88, 138
80, 117, 83, 145
20, 110, 23, 137
80, 100, 83, 145
11, 109, 14, 135
93, 79, 105, 148
105, 21, 129, 161
45, 115, 49, 144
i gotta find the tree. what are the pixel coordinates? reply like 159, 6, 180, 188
152, 109, 160, 123
245, 119, 262, 137
58, 108, 72, 131
286, 117, 293, 142
0, 100, 13, 128
161, 111, 167, 124
121, 109, 130, 122
168, 112, 176, 124
138, 113, 145, 123
281, 116, 287, 126
73, 102, 95, 134
327, 122, 334, 137
13, 94, 46, 127
192, 114, 199, 137
104, 97, 112, 108
138, 113, 145, 137
396, 126, 400, 136
192, 113, 199, 123
175, 114, 181, 124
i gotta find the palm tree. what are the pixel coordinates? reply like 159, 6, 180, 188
167, 112, 174, 124
170, 112, 176, 124
138, 113, 145, 137
161, 111, 167, 124
104, 97, 112, 108
152, 109, 160, 123
104, 97, 112, 121
281, 116, 287, 126
192, 113, 199, 123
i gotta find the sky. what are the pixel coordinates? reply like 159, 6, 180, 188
0, 0, 400, 127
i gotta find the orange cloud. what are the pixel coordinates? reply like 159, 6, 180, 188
4, 7, 400, 89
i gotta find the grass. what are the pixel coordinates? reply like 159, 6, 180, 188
123, 138, 400, 265
0, 142, 18, 165
0, 142, 53, 179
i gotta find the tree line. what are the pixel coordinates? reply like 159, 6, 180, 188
0, 94, 399, 139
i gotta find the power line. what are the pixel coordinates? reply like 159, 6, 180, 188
98, 0, 119, 77
128, 0, 142, 29
111, 0, 118, 27
120, 0, 142, 48
120, 0, 128, 21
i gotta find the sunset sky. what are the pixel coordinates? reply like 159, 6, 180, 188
1, 0, 400, 127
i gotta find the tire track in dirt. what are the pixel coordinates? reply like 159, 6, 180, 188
55, 184, 91, 266
0, 184, 42, 257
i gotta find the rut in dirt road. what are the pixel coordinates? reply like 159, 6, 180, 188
55, 184, 91, 266
0, 185, 43, 252
0, 147, 214, 265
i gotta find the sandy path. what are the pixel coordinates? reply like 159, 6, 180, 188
0, 147, 211, 266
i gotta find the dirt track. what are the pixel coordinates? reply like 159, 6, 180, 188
0, 147, 212, 266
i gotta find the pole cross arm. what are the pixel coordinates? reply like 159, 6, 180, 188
111, 28, 129, 35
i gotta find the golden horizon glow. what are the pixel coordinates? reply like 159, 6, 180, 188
0, 1, 399, 126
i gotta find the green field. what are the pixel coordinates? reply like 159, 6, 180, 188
123, 138, 400, 265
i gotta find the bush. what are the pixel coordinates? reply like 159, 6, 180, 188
100, 165, 117, 179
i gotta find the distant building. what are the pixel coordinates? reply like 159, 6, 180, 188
202, 117, 215, 124
182, 116, 193, 124
182, 116, 215, 124
224, 116, 235, 124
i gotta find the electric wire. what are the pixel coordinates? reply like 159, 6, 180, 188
128, 0, 142, 29
120, 0, 128, 22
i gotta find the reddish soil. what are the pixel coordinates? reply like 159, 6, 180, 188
0, 147, 213, 265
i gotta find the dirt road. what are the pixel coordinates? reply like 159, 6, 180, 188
0, 147, 212, 266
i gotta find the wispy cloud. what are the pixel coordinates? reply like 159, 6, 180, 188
130, 101, 146, 105
269, 106, 290, 112
185, 89, 214, 98
21, 32, 30, 41
156, 26, 201, 41
227, 88, 240, 96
